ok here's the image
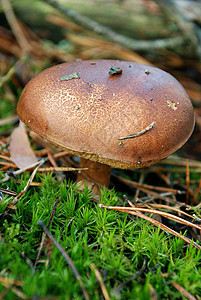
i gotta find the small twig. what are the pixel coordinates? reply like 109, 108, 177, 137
191, 177, 201, 206
47, 151, 58, 168
38, 220, 90, 300
53, 151, 69, 159
8, 158, 46, 207
114, 258, 147, 293
123, 194, 135, 208
114, 174, 182, 194
0, 157, 48, 183
134, 186, 181, 205
90, 263, 110, 300
154, 0, 197, 38
119, 121, 156, 140
35, 198, 60, 266
0, 166, 11, 172
37, 166, 88, 172
0, 187, 17, 197
0, 63, 17, 88
138, 191, 184, 206
0, 154, 12, 161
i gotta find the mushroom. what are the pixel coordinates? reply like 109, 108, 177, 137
17, 60, 194, 194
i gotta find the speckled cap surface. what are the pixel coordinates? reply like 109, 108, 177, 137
17, 60, 195, 168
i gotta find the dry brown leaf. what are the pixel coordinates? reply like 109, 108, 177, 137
10, 121, 38, 169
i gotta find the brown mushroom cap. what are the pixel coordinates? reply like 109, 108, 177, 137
17, 60, 194, 169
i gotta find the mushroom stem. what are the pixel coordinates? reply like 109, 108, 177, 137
76, 158, 111, 195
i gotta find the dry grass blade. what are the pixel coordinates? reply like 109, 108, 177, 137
90, 263, 110, 300
99, 205, 201, 230
118, 121, 156, 140
99, 204, 201, 250
67, 32, 152, 64
149, 284, 158, 300
0, 154, 12, 161
146, 204, 194, 219
0, 161, 16, 168
0, 282, 27, 299
171, 281, 196, 300
0, 155, 12, 162
0, 277, 22, 286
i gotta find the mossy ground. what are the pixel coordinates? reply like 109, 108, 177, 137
0, 171, 201, 299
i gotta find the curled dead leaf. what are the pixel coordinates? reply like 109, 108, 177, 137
10, 121, 38, 169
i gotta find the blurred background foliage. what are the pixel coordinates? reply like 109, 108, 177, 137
1, 0, 201, 158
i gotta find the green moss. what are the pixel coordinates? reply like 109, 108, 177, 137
0, 172, 200, 299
